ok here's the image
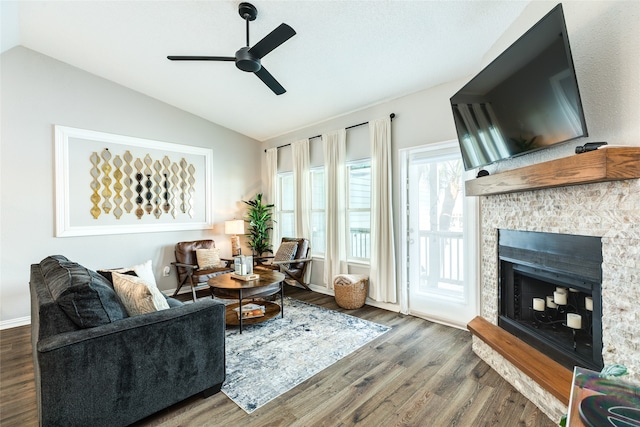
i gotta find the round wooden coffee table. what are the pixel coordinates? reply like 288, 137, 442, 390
208, 270, 284, 333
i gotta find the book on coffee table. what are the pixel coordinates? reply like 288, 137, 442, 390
233, 303, 265, 320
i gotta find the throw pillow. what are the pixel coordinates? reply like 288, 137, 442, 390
112, 272, 169, 316
41, 256, 128, 328
196, 248, 222, 270
100, 259, 157, 287
97, 269, 137, 284
274, 241, 298, 262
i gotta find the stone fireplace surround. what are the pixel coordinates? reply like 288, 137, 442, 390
473, 178, 640, 421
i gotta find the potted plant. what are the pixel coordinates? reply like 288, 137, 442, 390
242, 193, 275, 257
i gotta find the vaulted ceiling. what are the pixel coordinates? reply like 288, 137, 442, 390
1, 1, 530, 141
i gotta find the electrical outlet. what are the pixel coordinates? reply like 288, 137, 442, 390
163, 266, 171, 277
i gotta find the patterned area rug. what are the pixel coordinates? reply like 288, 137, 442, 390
221, 297, 391, 413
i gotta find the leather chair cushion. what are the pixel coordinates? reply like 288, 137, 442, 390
175, 240, 214, 266
191, 267, 233, 283
175, 240, 233, 284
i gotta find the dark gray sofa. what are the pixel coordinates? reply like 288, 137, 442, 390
30, 255, 226, 426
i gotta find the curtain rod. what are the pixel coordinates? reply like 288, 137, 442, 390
264, 113, 395, 153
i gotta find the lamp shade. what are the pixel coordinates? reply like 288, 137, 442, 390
225, 220, 244, 235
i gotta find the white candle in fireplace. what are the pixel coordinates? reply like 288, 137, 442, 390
556, 287, 568, 294
546, 296, 558, 309
554, 291, 567, 305
567, 313, 582, 329
533, 298, 545, 311
569, 288, 579, 293
585, 297, 593, 311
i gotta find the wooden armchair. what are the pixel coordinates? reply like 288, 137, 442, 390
172, 240, 233, 301
256, 237, 313, 290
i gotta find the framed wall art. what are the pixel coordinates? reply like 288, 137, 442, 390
55, 125, 214, 237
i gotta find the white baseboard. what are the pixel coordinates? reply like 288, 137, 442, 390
1, 316, 31, 330
307, 283, 401, 313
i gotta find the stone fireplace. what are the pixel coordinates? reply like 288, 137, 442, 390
472, 177, 640, 421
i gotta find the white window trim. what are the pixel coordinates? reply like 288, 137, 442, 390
346, 158, 371, 263
276, 172, 294, 243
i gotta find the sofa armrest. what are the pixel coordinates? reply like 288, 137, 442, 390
35, 299, 226, 426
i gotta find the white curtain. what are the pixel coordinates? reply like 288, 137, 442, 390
369, 117, 397, 303
323, 129, 347, 289
292, 139, 312, 283
292, 139, 310, 239
264, 147, 279, 244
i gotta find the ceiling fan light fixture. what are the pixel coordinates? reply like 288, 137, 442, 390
235, 47, 261, 72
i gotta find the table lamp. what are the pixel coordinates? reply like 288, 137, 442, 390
225, 219, 244, 256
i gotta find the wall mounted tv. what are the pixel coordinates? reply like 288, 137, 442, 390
450, 3, 588, 171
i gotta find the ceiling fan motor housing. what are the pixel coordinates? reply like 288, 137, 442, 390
235, 47, 261, 72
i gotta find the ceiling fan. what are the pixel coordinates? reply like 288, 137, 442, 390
168, 2, 296, 95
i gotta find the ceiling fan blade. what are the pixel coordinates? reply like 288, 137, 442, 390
255, 66, 286, 95
167, 56, 235, 61
248, 23, 296, 59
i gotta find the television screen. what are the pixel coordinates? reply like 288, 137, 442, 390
450, 4, 588, 171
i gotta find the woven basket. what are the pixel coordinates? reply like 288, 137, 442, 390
333, 274, 368, 309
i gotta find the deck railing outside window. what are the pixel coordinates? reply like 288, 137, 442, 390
349, 227, 370, 259
419, 229, 464, 293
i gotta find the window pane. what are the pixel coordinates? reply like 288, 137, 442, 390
348, 164, 370, 209
279, 212, 294, 238
281, 174, 294, 210
311, 169, 325, 210
311, 212, 325, 254
349, 211, 370, 259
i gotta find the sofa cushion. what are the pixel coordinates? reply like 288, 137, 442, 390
41, 256, 128, 328
112, 272, 169, 316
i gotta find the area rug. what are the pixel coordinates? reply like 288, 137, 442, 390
221, 297, 391, 413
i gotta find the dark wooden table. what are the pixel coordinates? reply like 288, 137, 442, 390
208, 270, 284, 333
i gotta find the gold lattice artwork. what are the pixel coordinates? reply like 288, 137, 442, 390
89, 150, 197, 220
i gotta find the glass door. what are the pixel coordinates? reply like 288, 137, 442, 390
402, 142, 478, 328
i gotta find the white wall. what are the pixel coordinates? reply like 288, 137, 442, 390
0, 47, 262, 326
263, 77, 465, 304
480, 1, 640, 173
262, 0, 640, 307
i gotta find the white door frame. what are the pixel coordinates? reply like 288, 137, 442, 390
399, 140, 481, 329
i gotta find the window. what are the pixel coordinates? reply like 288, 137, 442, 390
310, 167, 325, 256
347, 160, 371, 260
276, 173, 294, 240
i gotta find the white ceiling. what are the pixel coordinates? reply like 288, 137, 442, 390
2, 1, 531, 141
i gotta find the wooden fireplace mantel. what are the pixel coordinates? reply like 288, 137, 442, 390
468, 316, 573, 405
465, 147, 640, 196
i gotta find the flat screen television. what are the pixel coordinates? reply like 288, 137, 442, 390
450, 3, 588, 171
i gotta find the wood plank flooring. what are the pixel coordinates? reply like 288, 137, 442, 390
1, 287, 555, 426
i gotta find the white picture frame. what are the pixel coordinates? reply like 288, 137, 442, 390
55, 125, 214, 237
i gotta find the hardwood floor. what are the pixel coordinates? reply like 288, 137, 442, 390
1, 287, 555, 427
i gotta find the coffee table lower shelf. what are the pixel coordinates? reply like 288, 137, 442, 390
225, 301, 281, 327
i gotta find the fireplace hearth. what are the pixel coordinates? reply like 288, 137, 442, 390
498, 229, 604, 371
